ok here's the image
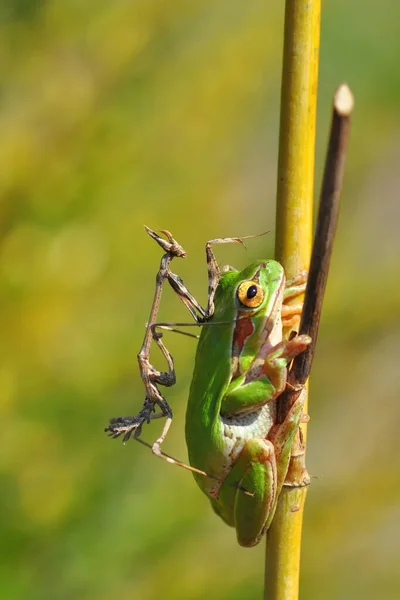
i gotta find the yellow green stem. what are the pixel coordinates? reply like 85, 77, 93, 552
265, 1, 321, 599
275, 0, 320, 278
264, 487, 308, 599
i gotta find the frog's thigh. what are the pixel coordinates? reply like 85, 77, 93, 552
220, 438, 277, 547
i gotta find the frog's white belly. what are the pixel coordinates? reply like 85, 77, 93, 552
220, 400, 276, 469
205, 401, 276, 497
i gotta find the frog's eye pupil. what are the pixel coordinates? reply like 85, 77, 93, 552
237, 281, 264, 308
247, 285, 258, 299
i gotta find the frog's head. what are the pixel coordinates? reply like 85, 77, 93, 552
234, 260, 285, 316
226, 259, 286, 374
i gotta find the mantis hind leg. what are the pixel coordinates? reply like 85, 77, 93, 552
217, 439, 277, 547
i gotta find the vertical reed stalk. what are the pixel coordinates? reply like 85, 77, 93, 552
264, 1, 321, 598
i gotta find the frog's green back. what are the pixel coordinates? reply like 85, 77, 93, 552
186, 271, 239, 469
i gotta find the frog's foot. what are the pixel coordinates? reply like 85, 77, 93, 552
218, 438, 277, 547
284, 270, 308, 296
281, 311, 301, 329
281, 303, 304, 328
282, 271, 308, 327
301, 412, 310, 424
264, 333, 310, 376
261, 334, 310, 394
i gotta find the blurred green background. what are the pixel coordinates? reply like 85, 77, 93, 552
1, 1, 399, 598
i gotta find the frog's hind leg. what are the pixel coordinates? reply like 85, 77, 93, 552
218, 439, 277, 547
268, 388, 308, 493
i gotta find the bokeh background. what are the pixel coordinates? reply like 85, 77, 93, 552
1, 1, 400, 599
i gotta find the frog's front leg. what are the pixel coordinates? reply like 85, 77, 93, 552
263, 334, 311, 395
221, 334, 311, 416
282, 270, 308, 328
215, 438, 278, 547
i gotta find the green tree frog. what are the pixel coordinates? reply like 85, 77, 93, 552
185, 260, 311, 547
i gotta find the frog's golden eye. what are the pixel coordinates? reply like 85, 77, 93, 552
237, 281, 264, 308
